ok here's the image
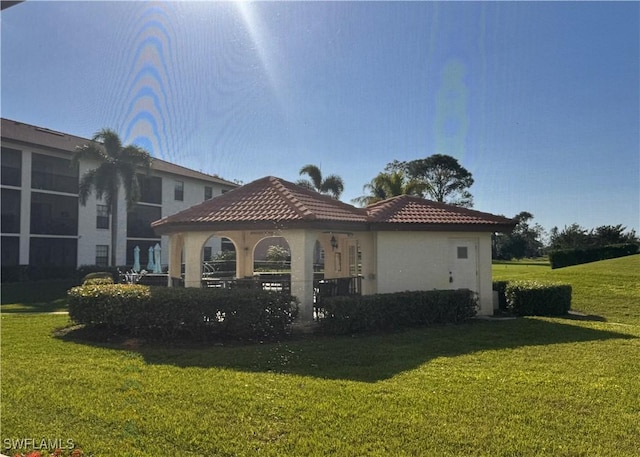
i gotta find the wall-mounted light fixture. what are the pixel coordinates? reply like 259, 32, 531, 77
330, 235, 338, 251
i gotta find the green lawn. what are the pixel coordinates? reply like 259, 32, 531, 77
1, 256, 639, 456
493, 254, 640, 324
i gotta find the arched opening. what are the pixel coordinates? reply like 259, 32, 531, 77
202, 235, 236, 283
253, 236, 290, 273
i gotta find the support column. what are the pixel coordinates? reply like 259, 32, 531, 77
183, 232, 212, 288
358, 232, 377, 295
168, 233, 184, 286
286, 229, 318, 323
235, 232, 254, 279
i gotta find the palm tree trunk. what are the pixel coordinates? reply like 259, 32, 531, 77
110, 188, 119, 267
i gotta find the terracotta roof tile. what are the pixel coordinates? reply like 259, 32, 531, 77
152, 176, 367, 230
152, 177, 515, 232
366, 195, 514, 227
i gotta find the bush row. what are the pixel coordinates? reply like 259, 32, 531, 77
67, 285, 298, 341
316, 289, 477, 335
503, 280, 571, 316
1, 264, 124, 283
1, 265, 78, 283
548, 243, 639, 269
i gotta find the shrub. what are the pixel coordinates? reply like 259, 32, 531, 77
317, 289, 477, 334
77, 265, 122, 283
505, 281, 571, 316
82, 272, 114, 284
67, 285, 298, 341
83, 277, 114, 286
68, 284, 151, 329
549, 243, 639, 268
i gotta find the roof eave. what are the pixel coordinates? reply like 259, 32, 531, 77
151, 219, 370, 235
368, 222, 516, 233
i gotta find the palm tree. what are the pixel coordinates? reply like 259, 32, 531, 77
352, 171, 424, 206
297, 164, 344, 199
72, 129, 152, 266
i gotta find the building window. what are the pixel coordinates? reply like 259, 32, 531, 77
96, 204, 109, 229
1, 188, 21, 233
457, 246, 468, 259
127, 204, 161, 238
31, 153, 78, 194
29, 237, 77, 267
1, 236, 20, 266
203, 246, 212, 261
221, 237, 234, 252
30, 193, 78, 236
138, 174, 162, 204
95, 245, 109, 267
174, 180, 184, 201
1, 147, 22, 187
204, 186, 213, 200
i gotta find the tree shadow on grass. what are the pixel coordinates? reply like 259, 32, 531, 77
1, 299, 68, 313
58, 318, 636, 383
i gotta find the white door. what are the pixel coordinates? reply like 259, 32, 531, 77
448, 238, 478, 292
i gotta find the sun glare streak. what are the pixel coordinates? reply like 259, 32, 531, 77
234, 1, 287, 113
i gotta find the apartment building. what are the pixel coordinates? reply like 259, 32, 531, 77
1, 118, 237, 270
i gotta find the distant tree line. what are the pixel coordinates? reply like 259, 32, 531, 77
548, 224, 637, 251
296, 158, 637, 262
495, 217, 638, 261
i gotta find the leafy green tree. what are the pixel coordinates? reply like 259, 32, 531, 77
297, 164, 344, 199
391, 154, 474, 207
548, 224, 589, 250
549, 223, 637, 250
72, 129, 152, 266
493, 212, 545, 260
353, 170, 423, 206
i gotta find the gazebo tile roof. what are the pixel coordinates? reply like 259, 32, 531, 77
151, 176, 515, 231
365, 195, 513, 226
151, 176, 367, 228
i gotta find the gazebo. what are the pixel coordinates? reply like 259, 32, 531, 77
151, 176, 515, 322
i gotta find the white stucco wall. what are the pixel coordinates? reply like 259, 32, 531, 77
1, 140, 234, 268
76, 158, 112, 266
375, 231, 494, 315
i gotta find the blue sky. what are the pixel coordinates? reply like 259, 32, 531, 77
2, 1, 638, 235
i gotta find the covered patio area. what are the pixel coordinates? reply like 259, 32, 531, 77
151, 176, 515, 322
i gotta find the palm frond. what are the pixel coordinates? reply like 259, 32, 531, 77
121, 145, 153, 172
320, 174, 344, 199
72, 143, 108, 167
93, 129, 122, 158
78, 169, 97, 206
299, 164, 323, 191
296, 179, 315, 191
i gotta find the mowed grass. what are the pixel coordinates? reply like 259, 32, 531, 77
493, 254, 640, 324
1, 256, 639, 456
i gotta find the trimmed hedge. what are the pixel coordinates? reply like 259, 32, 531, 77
2, 265, 124, 283
83, 277, 114, 286
549, 243, 639, 269
505, 281, 571, 316
82, 271, 114, 284
1, 265, 77, 283
67, 285, 298, 341
317, 289, 477, 334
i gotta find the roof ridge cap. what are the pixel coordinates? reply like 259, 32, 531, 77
269, 177, 317, 220
366, 194, 409, 221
